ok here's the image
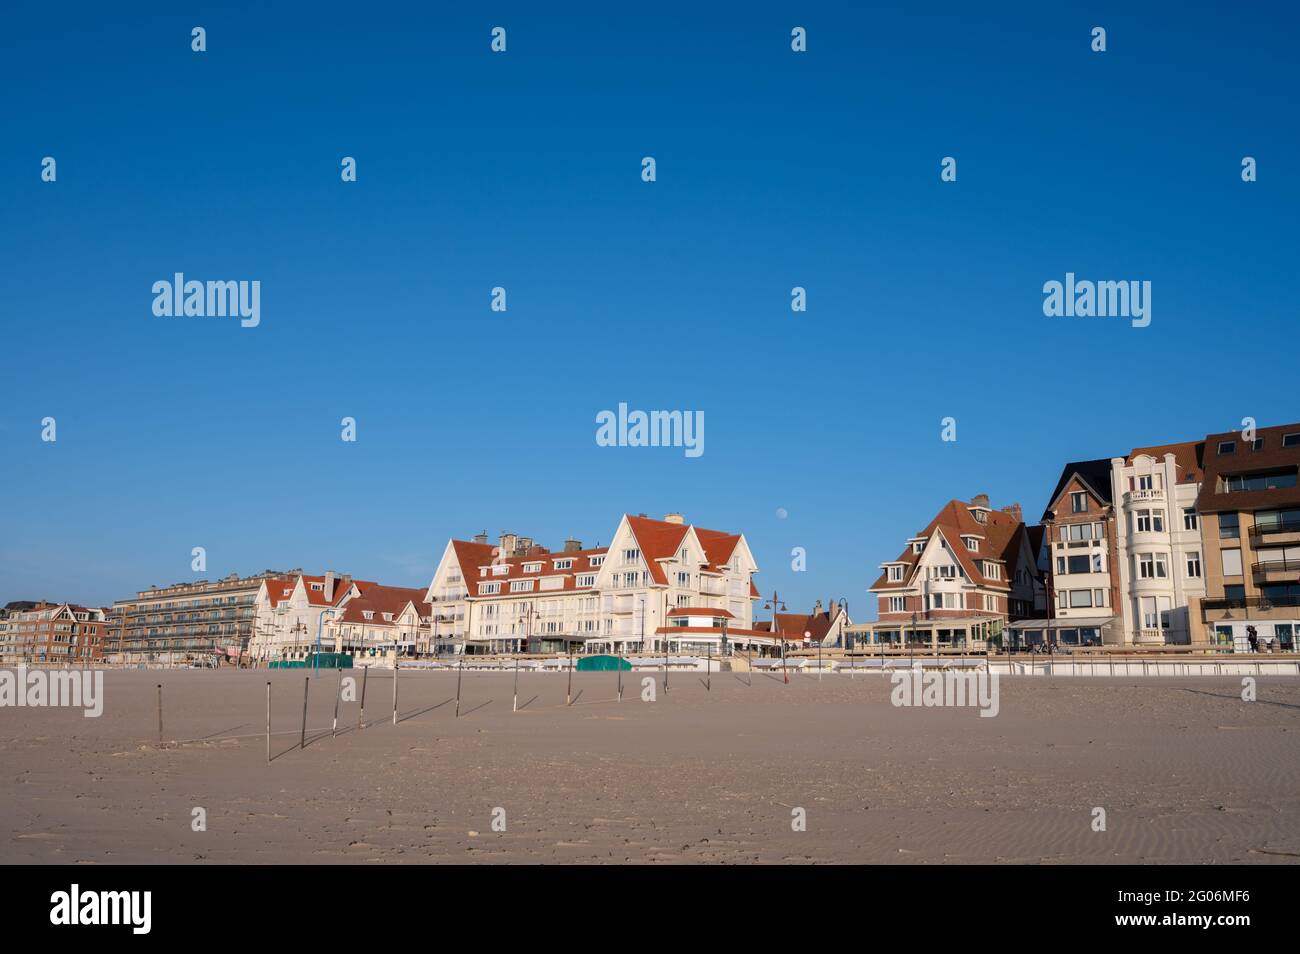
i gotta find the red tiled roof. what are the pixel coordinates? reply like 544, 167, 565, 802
1127, 440, 1205, 483
667, 607, 734, 618
336, 586, 429, 625
869, 499, 1023, 592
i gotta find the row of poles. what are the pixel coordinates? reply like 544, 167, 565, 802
153, 642, 807, 760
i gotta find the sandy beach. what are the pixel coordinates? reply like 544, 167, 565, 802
2, 668, 1298, 864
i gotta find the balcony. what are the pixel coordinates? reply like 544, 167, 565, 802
1252, 556, 1300, 580
1250, 518, 1300, 544
1202, 595, 1300, 611
1124, 488, 1165, 506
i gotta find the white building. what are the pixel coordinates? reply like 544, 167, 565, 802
249, 572, 375, 662
325, 585, 431, 662
1110, 442, 1206, 645
423, 513, 760, 655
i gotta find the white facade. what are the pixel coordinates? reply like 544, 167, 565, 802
249, 573, 367, 662
424, 514, 759, 655
1111, 452, 1205, 645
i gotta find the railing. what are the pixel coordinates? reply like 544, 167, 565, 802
1201, 595, 1300, 610
1253, 556, 1300, 576
1251, 518, 1300, 539
1125, 488, 1165, 504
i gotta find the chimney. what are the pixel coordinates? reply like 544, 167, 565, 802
518, 536, 533, 554
1000, 503, 1023, 522
473, 531, 488, 545
971, 493, 990, 509
324, 570, 336, 602
500, 532, 518, 556
813, 598, 823, 614
664, 513, 685, 525
563, 537, 582, 553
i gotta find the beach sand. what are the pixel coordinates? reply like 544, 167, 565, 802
2, 668, 1298, 864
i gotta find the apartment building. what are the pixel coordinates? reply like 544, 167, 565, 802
424, 513, 759, 655
1110, 441, 1206, 645
1035, 460, 1121, 646
324, 585, 431, 661
107, 570, 298, 665
249, 571, 376, 663
860, 495, 1041, 648
0, 602, 107, 665
1193, 423, 1300, 651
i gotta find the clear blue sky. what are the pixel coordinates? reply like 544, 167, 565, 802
2, 2, 1296, 618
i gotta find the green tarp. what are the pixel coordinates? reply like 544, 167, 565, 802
270, 653, 353, 669
576, 654, 631, 671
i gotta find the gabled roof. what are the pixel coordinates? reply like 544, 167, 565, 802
1127, 440, 1205, 483
1041, 459, 1114, 521
336, 586, 430, 625
870, 499, 1023, 592
450, 539, 607, 596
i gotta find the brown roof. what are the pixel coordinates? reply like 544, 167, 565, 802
336, 585, 430, 625
667, 606, 734, 618
1127, 439, 1205, 483
1195, 422, 1300, 514
870, 498, 1024, 592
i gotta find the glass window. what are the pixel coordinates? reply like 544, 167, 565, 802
1183, 508, 1198, 530
1219, 513, 1240, 539
1071, 492, 1087, 513
1221, 548, 1243, 576
1218, 441, 1236, 455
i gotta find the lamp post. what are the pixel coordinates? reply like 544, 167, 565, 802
763, 591, 786, 673
910, 611, 917, 666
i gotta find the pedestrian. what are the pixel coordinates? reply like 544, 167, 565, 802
1247, 625, 1258, 653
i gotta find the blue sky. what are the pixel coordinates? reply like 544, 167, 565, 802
2, 2, 1297, 617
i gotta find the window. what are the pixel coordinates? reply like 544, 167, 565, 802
1071, 492, 1087, 513
1219, 513, 1240, 539
553, 559, 573, 570
983, 562, 1000, 580
1183, 508, 1198, 531
576, 574, 596, 587
888, 596, 906, 613
1068, 590, 1093, 608
621, 548, 641, 565
965, 538, 979, 552
1186, 552, 1201, 578
589, 555, 604, 567
1225, 470, 1297, 492
1252, 438, 1265, 451
984, 594, 997, 612
510, 580, 534, 593
1221, 548, 1243, 577
1138, 554, 1155, 579
1283, 433, 1300, 448
888, 565, 904, 582
912, 541, 924, 554
1137, 474, 1153, 491
1218, 440, 1236, 455
676, 571, 690, 586
479, 582, 501, 595
523, 562, 542, 573
1066, 555, 1090, 574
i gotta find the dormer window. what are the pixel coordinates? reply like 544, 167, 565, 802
382, 613, 393, 622
963, 537, 979, 552
310, 583, 323, 591
589, 555, 604, 567
1218, 440, 1236, 455
362, 611, 374, 620
523, 562, 542, 573
911, 541, 923, 554
888, 565, 904, 582
553, 559, 573, 570
492, 565, 509, 576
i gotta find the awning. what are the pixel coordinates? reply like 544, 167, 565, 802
1006, 616, 1114, 631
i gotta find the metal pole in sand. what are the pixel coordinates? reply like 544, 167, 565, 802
455, 658, 463, 717
707, 644, 711, 692
392, 658, 399, 726
300, 677, 309, 749
333, 667, 341, 738
782, 638, 789, 685
513, 655, 519, 713
747, 644, 753, 687
358, 664, 368, 730
818, 639, 822, 681
567, 652, 573, 707
617, 661, 623, 703
156, 684, 163, 747
265, 681, 271, 764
